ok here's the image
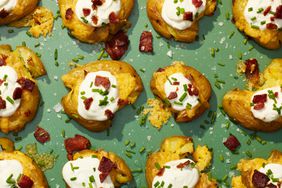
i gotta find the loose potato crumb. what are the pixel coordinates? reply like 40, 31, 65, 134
143, 98, 172, 129
9, 7, 54, 38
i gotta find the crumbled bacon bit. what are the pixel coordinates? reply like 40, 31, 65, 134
83, 97, 93, 110
98, 157, 117, 183
17, 78, 35, 92
263, 6, 271, 16
92, 15, 98, 25
167, 92, 178, 100
0, 79, 3, 86
34, 127, 50, 144
105, 31, 129, 60
183, 12, 193, 21
105, 109, 114, 120
109, 12, 119, 24
275, 5, 282, 19
275, 92, 279, 98
157, 168, 165, 176
173, 82, 180, 85
99, 173, 108, 183
139, 31, 153, 53
117, 99, 128, 106
270, 16, 275, 21
188, 84, 199, 96
244, 59, 259, 84
83, 8, 91, 17
0, 56, 7, 66
65, 8, 73, 20
267, 183, 277, 188
192, 0, 203, 8
0, 9, 9, 18
156, 68, 165, 72
92, 0, 104, 10
252, 170, 270, 188
177, 160, 191, 169
252, 94, 267, 104
254, 102, 265, 110
0, 97, 6, 110
17, 175, 34, 188
64, 135, 91, 160
13, 87, 23, 100
223, 134, 241, 151
95, 76, 111, 90
266, 23, 278, 30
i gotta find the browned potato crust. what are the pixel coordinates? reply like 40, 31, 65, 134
0, 0, 39, 25
222, 59, 282, 132
0, 44, 46, 133
58, 0, 134, 43
0, 150, 48, 187
70, 149, 132, 187
232, 0, 282, 49
61, 60, 143, 132
145, 136, 217, 188
146, 0, 217, 42
232, 150, 282, 188
150, 61, 212, 122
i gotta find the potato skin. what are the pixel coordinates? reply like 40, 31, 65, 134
222, 59, 282, 132
58, 0, 134, 43
0, 150, 48, 188
232, 150, 282, 188
146, 0, 216, 42
145, 136, 217, 188
0, 44, 46, 133
61, 60, 143, 132
150, 61, 211, 123
0, 0, 39, 25
232, 0, 282, 49
70, 149, 132, 187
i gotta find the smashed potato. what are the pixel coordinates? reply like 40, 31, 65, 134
145, 136, 217, 188
0, 44, 46, 133
223, 59, 282, 132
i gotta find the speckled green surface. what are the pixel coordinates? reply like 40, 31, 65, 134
0, 0, 282, 187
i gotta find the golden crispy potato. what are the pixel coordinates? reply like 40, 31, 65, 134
150, 61, 212, 123
58, 0, 134, 43
222, 59, 282, 132
61, 60, 143, 132
232, 0, 282, 49
232, 150, 282, 188
0, 0, 39, 25
0, 150, 48, 187
69, 149, 132, 187
145, 136, 217, 188
0, 44, 46, 133
146, 0, 217, 42
0, 137, 14, 152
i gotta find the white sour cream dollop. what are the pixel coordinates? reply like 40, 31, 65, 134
62, 156, 114, 188
75, 0, 121, 27
244, 0, 282, 30
78, 71, 119, 121
0, 160, 23, 188
152, 159, 199, 188
259, 163, 282, 187
165, 73, 199, 111
0, 66, 22, 117
251, 86, 282, 122
0, 0, 17, 12
161, 0, 206, 30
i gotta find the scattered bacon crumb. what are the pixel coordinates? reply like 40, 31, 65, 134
156, 68, 165, 72
13, 87, 23, 100
105, 109, 114, 120
34, 127, 50, 144
263, 6, 271, 16
92, 0, 104, 10
223, 134, 241, 151
83, 8, 91, 17
65, 8, 73, 20
167, 92, 178, 100
117, 99, 128, 106
64, 134, 91, 160
109, 12, 119, 24
173, 82, 180, 85
105, 31, 129, 60
244, 59, 259, 84
17, 175, 34, 188
83, 97, 93, 110
252, 94, 267, 104
157, 168, 165, 176
183, 12, 193, 21
92, 15, 98, 25
0, 79, 3, 86
188, 84, 199, 96
139, 31, 153, 53
254, 102, 265, 110
17, 78, 35, 92
177, 160, 191, 169
275, 5, 282, 19
266, 23, 278, 30
0, 56, 7, 66
252, 170, 270, 188
192, 0, 203, 8
95, 75, 110, 90
0, 97, 6, 110
98, 156, 117, 183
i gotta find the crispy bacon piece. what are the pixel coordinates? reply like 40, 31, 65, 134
244, 59, 259, 84
139, 31, 153, 53
13, 87, 23, 100
266, 23, 278, 30
0, 9, 9, 18
252, 94, 267, 104
263, 6, 271, 16
0, 56, 7, 66
183, 12, 193, 21
188, 84, 199, 96
92, 15, 98, 25
173, 82, 180, 85
223, 134, 241, 151
156, 68, 165, 72
192, 0, 203, 8
95, 75, 110, 90
105, 109, 114, 120
64, 134, 91, 160
83, 8, 91, 17
83, 97, 93, 110
109, 12, 119, 24
105, 31, 129, 60
17, 175, 34, 188
275, 5, 282, 19
34, 127, 50, 144
254, 102, 265, 110
267, 183, 277, 188
252, 170, 270, 188
65, 8, 73, 20
117, 99, 128, 106
17, 78, 35, 92
167, 92, 178, 100
0, 79, 3, 86
0, 97, 6, 110
92, 0, 104, 10
177, 160, 191, 169
157, 168, 165, 176
98, 157, 117, 183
